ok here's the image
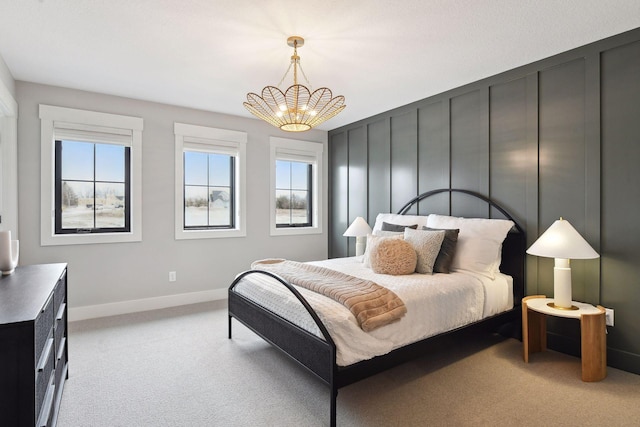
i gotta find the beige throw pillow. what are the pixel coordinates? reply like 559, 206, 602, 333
369, 238, 417, 275
363, 233, 403, 267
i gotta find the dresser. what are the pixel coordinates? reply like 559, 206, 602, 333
0, 263, 68, 427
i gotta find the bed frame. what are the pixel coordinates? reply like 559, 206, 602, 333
228, 189, 525, 426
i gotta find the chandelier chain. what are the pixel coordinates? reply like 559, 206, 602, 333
293, 40, 298, 86
298, 62, 313, 91
277, 62, 293, 88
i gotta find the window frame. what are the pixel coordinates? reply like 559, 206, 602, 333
174, 123, 247, 240
54, 139, 131, 234
182, 149, 235, 230
39, 105, 143, 246
270, 137, 323, 236
275, 159, 313, 228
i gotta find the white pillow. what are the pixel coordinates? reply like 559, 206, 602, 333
403, 228, 445, 274
363, 233, 404, 267
372, 213, 430, 233
426, 214, 514, 278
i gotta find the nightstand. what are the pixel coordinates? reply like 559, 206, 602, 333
522, 295, 606, 382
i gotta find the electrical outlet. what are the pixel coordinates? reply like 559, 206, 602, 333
169, 271, 177, 282
605, 308, 614, 327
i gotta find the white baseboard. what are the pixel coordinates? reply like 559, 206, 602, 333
68, 288, 228, 322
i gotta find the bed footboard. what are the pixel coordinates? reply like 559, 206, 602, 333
228, 270, 339, 426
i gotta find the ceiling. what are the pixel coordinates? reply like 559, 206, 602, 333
1, 0, 640, 131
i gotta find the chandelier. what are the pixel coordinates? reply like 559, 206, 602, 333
243, 36, 346, 132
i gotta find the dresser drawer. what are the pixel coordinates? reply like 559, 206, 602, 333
55, 343, 68, 393
35, 293, 55, 366
55, 302, 66, 360
35, 334, 55, 420
54, 272, 66, 312
37, 372, 56, 427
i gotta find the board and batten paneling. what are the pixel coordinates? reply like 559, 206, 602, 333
329, 131, 348, 258
450, 90, 489, 217
390, 111, 418, 214
601, 39, 640, 365
367, 119, 391, 226
488, 77, 528, 226
347, 127, 367, 256
328, 27, 640, 375
417, 101, 449, 216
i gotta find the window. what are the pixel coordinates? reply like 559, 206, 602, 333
183, 151, 234, 229
55, 140, 130, 233
275, 160, 312, 227
270, 137, 323, 236
175, 123, 247, 239
39, 105, 143, 246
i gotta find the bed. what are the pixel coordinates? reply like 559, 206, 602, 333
228, 189, 525, 426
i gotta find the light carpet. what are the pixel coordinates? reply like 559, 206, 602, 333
57, 300, 640, 426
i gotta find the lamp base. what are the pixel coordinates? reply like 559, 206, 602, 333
547, 302, 579, 311
355, 236, 366, 257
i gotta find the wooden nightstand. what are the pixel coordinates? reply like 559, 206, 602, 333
522, 295, 606, 382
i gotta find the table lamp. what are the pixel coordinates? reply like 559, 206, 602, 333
526, 218, 599, 310
343, 217, 372, 256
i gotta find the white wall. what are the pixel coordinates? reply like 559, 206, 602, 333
0, 54, 15, 99
16, 81, 328, 319
0, 53, 18, 238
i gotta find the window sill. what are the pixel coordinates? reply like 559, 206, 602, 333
270, 226, 322, 237
41, 230, 142, 246
175, 228, 246, 240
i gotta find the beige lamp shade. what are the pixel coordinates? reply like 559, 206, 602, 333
343, 217, 372, 237
527, 218, 599, 259
343, 217, 372, 257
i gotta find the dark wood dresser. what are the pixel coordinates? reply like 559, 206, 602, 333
0, 263, 68, 427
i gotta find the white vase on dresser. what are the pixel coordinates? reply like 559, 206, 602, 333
0, 230, 19, 275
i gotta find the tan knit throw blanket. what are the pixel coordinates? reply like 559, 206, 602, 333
250, 259, 407, 332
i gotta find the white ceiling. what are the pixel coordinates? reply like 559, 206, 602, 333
1, 0, 640, 131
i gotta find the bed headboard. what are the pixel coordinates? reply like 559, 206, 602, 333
396, 188, 526, 305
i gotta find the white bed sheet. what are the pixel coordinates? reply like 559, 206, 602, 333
233, 256, 513, 366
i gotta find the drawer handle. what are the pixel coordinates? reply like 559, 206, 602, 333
37, 377, 56, 427
42, 293, 53, 313
56, 337, 67, 361
37, 338, 54, 372
56, 302, 66, 321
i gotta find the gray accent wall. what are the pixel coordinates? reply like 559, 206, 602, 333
328, 28, 640, 375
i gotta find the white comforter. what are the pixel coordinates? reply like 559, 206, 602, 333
233, 256, 513, 366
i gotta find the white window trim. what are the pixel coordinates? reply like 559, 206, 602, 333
39, 105, 143, 246
174, 123, 247, 240
270, 136, 323, 236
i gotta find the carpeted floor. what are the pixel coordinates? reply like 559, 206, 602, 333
57, 300, 640, 426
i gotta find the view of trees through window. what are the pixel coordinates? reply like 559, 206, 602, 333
275, 160, 311, 226
183, 151, 234, 228
56, 140, 128, 232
